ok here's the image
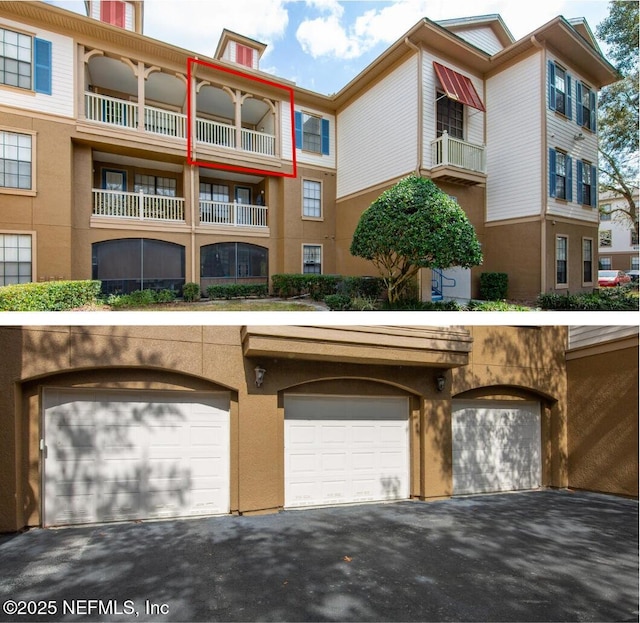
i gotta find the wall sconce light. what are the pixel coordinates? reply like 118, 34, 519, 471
574, 132, 585, 141
254, 365, 266, 388
435, 373, 446, 392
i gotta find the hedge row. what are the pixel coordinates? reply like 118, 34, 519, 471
271, 274, 385, 300
206, 283, 268, 300
0, 280, 102, 311
537, 288, 638, 311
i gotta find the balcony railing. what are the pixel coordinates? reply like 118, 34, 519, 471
85, 92, 276, 157
200, 201, 268, 228
431, 131, 486, 173
93, 189, 185, 222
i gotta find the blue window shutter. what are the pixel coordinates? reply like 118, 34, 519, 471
547, 61, 556, 111
549, 148, 556, 197
589, 91, 596, 131
576, 82, 583, 126
566, 74, 573, 120
591, 165, 598, 207
294, 111, 302, 149
321, 118, 330, 155
576, 160, 583, 204
34, 38, 52, 95
566, 155, 573, 202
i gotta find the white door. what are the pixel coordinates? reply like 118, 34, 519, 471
43, 389, 230, 526
284, 395, 410, 508
452, 400, 541, 495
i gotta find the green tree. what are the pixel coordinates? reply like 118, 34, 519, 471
596, 1, 639, 236
350, 175, 482, 303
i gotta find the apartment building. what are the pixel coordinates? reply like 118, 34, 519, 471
0, 324, 636, 532
0, 1, 618, 300
598, 191, 640, 271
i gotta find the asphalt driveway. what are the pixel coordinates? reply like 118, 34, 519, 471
0, 490, 637, 622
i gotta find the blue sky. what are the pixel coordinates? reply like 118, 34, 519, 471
47, 0, 613, 95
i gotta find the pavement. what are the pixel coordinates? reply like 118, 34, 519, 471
0, 489, 637, 622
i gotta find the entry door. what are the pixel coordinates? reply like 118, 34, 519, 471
284, 395, 410, 508
43, 389, 230, 526
452, 400, 541, 495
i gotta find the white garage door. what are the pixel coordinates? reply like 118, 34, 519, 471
284, 395, 410, 508
452, 400, 541, 495
43, 388, 230, 526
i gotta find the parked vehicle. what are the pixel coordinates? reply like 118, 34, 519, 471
598, 270, 632, 287
625, 269, 639, 283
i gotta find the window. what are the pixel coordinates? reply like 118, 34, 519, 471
599, 256, 611, 269
577, 161, 597, 207
556, 236, 568, 286
582, 238, 593, 283
436, 91, 464, 139
599, 230, 612, 248
134, 174, 176, 196
200, 242, 268, 283
302, 244, 322, 274
101, 0, 126, 27
0, 27, 51, 94
235, 44, 254, 68
1, 131, 32, 190
631, 256, 639, 270
302, 180, 322, 218
294, 111, 330, 155
600, 203, 611, 221
200, 182, 229, 203
577, 82, 596, 131
548, 61, 572, 118
0, 233, 32, 285
549, 149, 572, 201
631, 231, 639, 246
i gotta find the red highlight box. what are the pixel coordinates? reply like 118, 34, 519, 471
186, 57, 297, 178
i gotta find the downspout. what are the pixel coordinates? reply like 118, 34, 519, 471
531, 35, 548, 293
404, 37, 423, 174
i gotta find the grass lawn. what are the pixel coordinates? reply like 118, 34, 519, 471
111, 299, 322, 312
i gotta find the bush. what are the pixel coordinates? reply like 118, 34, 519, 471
182, 282, 201, 302
464, 300, 531, 311
107, 289, 176, 309
339, 276, 385, 299
537, 288, 638, 311
480, 272, 508, 301
0, 280, 102, 311
381, 299, 461, 311
325, 294, 353, 311
271, 274, 341, 300
206, 283, 268, 300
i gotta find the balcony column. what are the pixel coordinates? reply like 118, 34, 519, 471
235, 89, 242, 151
137, 61, 145, 131
441, 131, 449, 166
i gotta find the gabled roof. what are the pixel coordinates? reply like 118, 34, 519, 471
437, 14, 515, 50
214, 28, 267, 62
567, 17, 603, 54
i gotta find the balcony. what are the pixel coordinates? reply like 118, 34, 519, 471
430, 131, 486, 186
92, 189, 185, 222
200, 201, 268, 229
84, 92, 276, 157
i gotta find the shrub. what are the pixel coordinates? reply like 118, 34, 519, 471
206, 283, 268, 300
271, 274, 341, 299
155, 289, 177, 303
182, 282, 201, 302
325, 294, 353, 311
0, 280, 102, 311
339, 276, 385, 299
381, 299, 461, 311
107, 288, 176, 309
537, 288, 638, 311
464, 300, 531, 311
480, 272, 509, 301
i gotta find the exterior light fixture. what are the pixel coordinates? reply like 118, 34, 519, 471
574, 132, 585, 141
435, 373, 446, 392
254, 365, 266, 387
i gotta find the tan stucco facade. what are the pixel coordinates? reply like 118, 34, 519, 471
0, 324, 581, 533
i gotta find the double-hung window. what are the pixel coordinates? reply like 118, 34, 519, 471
582, 238, 593, 284
548, 61, 572, 119
302, 244, 322, 274
599, 230, 612, 248
294, 111, 330, 155
0, 233, 32, 285
576, 82, 596, 131
577, 161, 597, 207
600, 203, 611, 221
549, 149, 572, 201
302, 180, 322, 219
0, 27, 52, 94
1, 131, 32, 190
556, 236, 568, 286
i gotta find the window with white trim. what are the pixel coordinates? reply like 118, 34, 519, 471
582, 238, 593, 284
556, 235, 568, 286
0, 131, 32, 190
600, 203, 611, 221
0, 233, 32, 285
577, 82, 596, 131
549, 149, 572, 201
631, 231, 639, 246
631, 256, 639, 270
302, 179, 321, 218
0, 27, 52, 94
548, 61, 572, 119
302, 244, 322, 274
577, 160, 597, 207
294, 111, 330, 155
599, 256, 611, 269
599, 230, 612, 248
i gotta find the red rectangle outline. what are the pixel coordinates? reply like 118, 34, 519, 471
187, 57, 297, 178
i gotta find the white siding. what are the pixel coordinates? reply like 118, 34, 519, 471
0, 18, 74, 119
486, 52, 542, 222
546, 51, 599, 223
568, 326, 639, 351
337, 56, 418, 198
422, 51, 485, 169
449, 26, 505, 55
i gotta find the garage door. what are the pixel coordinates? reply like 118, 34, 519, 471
43, 388, 230, 526
452, 400, 541, 495
284, 395, 410, 508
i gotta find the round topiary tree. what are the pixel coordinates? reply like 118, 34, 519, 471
350, 175, 483, 303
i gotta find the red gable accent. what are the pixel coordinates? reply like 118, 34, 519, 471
433, 62, 485, 112
236, 44, 254, 69
101, 1, 126, 28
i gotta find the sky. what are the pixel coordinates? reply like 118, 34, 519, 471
45, 0, 614, 95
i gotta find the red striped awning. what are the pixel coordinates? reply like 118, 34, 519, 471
433, 62, 485, 112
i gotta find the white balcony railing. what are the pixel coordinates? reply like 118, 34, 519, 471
85, 93, 276, 157
431, 131, 486, 174
200, 201, 268, 228
93, 189, 185, 222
